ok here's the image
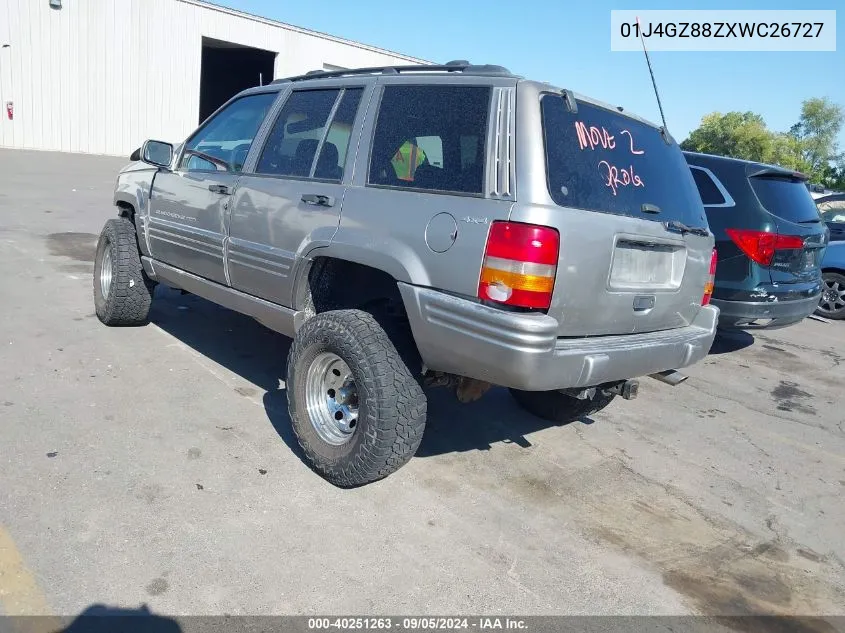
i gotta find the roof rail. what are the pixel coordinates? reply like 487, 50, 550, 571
271, 62, 513, 84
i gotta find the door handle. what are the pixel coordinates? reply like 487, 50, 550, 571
301, 193, 335, 207
208, 184, 230, 194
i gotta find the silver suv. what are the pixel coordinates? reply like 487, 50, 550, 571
95, 62, 718, 486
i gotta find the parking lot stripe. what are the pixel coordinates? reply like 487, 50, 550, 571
0, 526, 57, 621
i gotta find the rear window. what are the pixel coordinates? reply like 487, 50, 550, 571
749, 176, 821, 223
541, 95, 706, 226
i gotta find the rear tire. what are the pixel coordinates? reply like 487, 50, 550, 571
815, 271, 845, 320
287, 309, 427, 487
93, 217, 155, 326
509, 388, 615, 423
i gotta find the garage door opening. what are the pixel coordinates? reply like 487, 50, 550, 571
199, 37, 277, 123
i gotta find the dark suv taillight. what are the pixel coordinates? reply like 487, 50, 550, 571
478, 222, 560, 309
725, 229, 804, 266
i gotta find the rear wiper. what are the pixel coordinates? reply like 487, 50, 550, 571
663, 220, 709, 237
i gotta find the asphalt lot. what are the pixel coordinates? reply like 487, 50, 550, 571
1, 148, 844, 620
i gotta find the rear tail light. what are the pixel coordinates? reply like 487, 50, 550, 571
702, 248, 717, 306
478, 221, 560, 309
725, 229, 804, 266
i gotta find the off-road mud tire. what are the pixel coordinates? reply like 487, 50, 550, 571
93, 217, 155, 326
287, 309, 427, 487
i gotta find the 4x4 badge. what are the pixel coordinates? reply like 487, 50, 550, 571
460, 216, 488, 225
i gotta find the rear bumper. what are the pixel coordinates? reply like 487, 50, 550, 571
399, 283, 719, 392
713, 294, 820, 330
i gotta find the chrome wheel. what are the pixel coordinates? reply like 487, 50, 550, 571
100, 245, 113, 299
304, 352, 359, 446
819, 276, 845, 315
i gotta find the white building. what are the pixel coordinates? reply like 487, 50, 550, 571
0, 0, 426, 156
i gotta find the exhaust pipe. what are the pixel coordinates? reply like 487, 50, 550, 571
649, 370, 689, 386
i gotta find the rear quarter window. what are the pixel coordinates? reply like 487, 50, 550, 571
541, 95, 706, 226
368, 85, 490, 195
690, 167, 728, 206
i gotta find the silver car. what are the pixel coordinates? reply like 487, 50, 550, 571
94, 62, 718, 486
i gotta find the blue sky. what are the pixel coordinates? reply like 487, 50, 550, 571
214, 0, 844, 149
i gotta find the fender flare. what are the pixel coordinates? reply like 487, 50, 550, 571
113, 191, 138, 215
291, 241, 432, 311
113, 182, 152, 256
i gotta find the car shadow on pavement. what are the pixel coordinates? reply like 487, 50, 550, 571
53, 604, 182, 633
150, 287, 598, 462
414, 387, 594, 457
708, 329, 755, 355
150, 286, 291, 394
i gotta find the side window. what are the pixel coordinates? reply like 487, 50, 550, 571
368, 85, 491, 194
256, 89, 339, 178
314, 88, 363, 180
181, 93, 277, 172
690, 167, 727, 206
460, 135, 480, 170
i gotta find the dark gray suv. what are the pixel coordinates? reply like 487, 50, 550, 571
684, 152, 827, 330
94, 63, 718, 486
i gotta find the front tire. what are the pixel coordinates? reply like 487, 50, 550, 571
93, 217, 155, 326
286, 310, 427, 487
509, 388, 615, 423
816, 271, 845, 320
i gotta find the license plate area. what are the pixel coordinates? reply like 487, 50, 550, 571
804, 250, 818, 270
609, 239, 686, 290
774, 247, 822, 273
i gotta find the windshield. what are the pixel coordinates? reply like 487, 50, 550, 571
750, 176, 821, 223
541, 95, 706, 226
817, 197, 845, 222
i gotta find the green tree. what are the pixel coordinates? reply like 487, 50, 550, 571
769, 133, 810, 174
790, 97, 843, 176
682, 98, 845, 188
680, 112, 773, 161
820, 162, 845, 191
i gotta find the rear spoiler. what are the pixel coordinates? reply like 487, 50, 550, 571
748, 165, 808, 181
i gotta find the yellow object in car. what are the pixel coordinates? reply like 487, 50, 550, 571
391, 140, 426, 182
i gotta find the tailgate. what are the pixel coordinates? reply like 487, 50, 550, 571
532, 94, 713, 337
748, 173, 827, 284
510, 205, 713, 336
770, 216, 827, 285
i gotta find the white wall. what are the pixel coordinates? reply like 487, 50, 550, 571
0, 0, 426, 155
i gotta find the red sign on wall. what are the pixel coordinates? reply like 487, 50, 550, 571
5, 102, 11, 120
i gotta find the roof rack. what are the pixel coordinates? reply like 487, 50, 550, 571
272, 61, 513, 84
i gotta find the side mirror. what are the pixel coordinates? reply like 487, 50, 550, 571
140, 140, 174, 168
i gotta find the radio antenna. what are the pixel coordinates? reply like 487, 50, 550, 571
636, 16, 669, 132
